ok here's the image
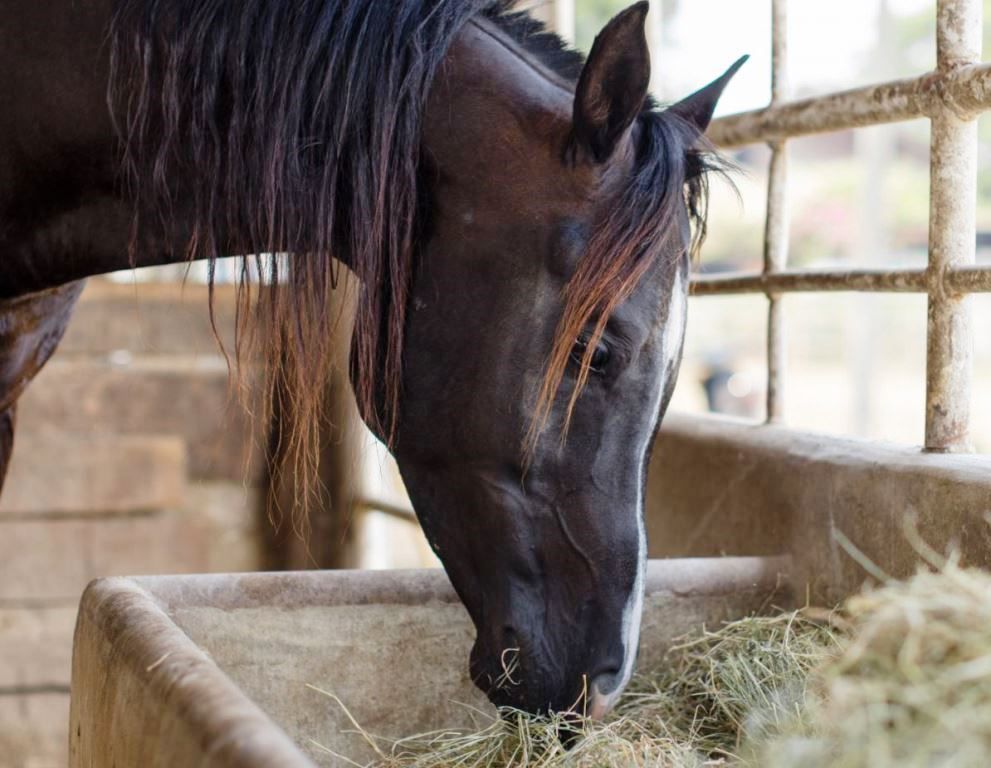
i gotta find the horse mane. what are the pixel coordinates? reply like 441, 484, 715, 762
108, 0, 716, 507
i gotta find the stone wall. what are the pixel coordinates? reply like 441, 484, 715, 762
0, 279, 268, 768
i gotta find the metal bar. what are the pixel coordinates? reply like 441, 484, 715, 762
691, 266, 991, 296
770, 0, 788, 102
764, 152, 787, 421
763, 0, 790, 423
924, 0, 981, 452
945, 265, 991, 293
706, 62, 991, 148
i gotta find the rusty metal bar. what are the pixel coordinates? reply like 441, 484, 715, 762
764, 151, 787, 421
691, 265, 991, 296
763, 0, 790, 423
944, 265, 991, 292
924, 0, 981, 452
707, 62, 991, 149
769, 0, 788, 101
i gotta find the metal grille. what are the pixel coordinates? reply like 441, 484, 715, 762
695, 0, 991, 453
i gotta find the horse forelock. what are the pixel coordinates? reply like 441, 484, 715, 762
527, 109, 722, 458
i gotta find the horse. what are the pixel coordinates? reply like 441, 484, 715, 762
0, 0, 742, 716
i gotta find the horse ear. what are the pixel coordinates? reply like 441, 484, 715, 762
668, 55, 749, 133
571, 1, 651, 164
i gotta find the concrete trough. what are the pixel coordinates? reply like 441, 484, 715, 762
645, 414, 991, 603
69, 557, 789, 767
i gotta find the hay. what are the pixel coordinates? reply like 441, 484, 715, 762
314, 562, 991, 767
759, 559, 991, 767
312, 611, 840, 767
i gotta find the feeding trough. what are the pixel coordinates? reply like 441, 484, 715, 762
69, 556, 789, 767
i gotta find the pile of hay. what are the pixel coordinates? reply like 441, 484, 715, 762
315, 561, 991, 767
760, 560, 991, 767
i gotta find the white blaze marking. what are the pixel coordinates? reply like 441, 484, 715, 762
661, 265, 687, 368
593, 264, 687, 717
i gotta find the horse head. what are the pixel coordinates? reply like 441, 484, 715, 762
383, 4, 744, 716
106, 0, 742, 721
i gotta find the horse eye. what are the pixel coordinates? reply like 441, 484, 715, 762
571, 336, 610, 374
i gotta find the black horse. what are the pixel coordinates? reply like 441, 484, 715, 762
0, 0, 742, 716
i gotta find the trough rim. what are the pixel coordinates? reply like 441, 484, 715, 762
132, 555, 791, 611
70, 576, 318, 767
69, 556, 790, 768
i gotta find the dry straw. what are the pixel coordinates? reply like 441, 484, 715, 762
312, 611, 842, 767
314, 556, 991, 767
760, 556, 991, 767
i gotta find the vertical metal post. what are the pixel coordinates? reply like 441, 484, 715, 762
925, 0, 980, 451
764, 0, 790, 422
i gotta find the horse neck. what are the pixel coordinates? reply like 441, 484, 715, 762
0, 5, 578, 302
0, 193, 220, 300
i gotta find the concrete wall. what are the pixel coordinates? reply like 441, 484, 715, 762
646, 413, 991, 603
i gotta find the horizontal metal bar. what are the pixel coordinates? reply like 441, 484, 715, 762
707, 63, 991, 148
690, 265, 991, 296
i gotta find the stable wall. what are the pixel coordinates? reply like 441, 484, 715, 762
646, 413, 991, 603
0, 280, 268, 768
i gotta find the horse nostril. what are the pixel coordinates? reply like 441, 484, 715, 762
589, 667, 623, 696
587, 667, 626, 720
